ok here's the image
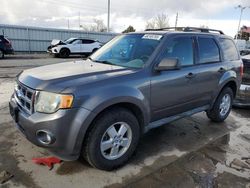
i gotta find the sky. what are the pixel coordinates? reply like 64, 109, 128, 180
1, 0, 250, 37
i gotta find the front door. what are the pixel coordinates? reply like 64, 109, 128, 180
70, 39, 81, 53
151, 35, 198, 121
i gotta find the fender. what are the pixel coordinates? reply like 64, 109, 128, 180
72, 86, 151, 155
81, 85, 150, 126
59, 47, 71, 53
210, 70, 238, 108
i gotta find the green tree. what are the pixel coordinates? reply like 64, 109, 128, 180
122, 25, 136, 33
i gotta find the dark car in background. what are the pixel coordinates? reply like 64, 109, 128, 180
0, 35, 14, 59
234, 55, 250, 107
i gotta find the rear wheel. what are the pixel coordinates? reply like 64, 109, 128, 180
0, 50, 4, 59
82, 107, 140, 170
207, 87, 233, 122
59, 48, 70, 58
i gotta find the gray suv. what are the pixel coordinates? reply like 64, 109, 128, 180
9, 27, 242, 170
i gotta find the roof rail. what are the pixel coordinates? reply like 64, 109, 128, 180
145, 27, 224, 35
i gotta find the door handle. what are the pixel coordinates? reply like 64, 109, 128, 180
185, 72, 195, 79
218, 67, 226, 73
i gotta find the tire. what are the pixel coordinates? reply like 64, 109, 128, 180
206, 87, 233, 122
59, 48, 70, 58
0, 50, 4, 59
82, 107, 140, 171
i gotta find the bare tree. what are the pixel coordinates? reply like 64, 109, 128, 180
80, 18, 107, 32
93, 19, 107, 32
146, 13, 169, 29
200, 25, 209, 29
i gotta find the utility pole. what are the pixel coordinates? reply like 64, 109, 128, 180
79, 12, 81, 30
107, 0, 110, 32
175, 12, 178, 29
67, 19, 70, 30
235, 5, 249, 40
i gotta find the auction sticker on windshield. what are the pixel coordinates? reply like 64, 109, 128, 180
142, 34, 162, 40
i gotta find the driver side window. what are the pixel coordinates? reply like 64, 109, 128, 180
162, 37, 194, 66
72, 39, 82, 44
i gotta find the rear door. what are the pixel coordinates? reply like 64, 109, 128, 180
81, 39, 96, 53
188, 36, 225, 106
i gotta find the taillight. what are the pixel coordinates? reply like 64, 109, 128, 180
240, 63, 244, 78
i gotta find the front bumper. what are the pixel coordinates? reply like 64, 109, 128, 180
234, 84, 250, 107
47, 47, 59, 54
9, 96, 94, 161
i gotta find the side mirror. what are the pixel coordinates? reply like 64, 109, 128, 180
154, 58, 181, 71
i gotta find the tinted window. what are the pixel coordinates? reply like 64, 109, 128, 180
198, 38, 220, 64
220, 38, 239, 61
82, 39, 95, 44
162, 37, 194, 66
242, 58, 250, 84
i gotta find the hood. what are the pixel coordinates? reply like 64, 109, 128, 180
51, 39, 66, 46
18, 60, 136, 92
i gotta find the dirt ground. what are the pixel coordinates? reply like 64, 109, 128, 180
0, 54, 249, 188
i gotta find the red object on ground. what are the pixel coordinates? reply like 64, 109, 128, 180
32, 157, 62, 170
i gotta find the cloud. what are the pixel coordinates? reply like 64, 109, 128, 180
1, 0, 250, 36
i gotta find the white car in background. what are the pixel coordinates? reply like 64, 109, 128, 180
47, 38, 103, 58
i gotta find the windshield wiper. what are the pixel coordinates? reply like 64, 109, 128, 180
88, 57, 114, 65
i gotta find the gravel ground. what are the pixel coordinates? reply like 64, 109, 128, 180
0, 55, 249, 188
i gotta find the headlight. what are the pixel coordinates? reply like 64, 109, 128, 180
34, 91, 73, 113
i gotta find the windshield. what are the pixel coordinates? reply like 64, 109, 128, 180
90, 34, 163, 68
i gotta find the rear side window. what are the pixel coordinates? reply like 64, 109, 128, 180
162, 37, 194, 66
82, 39, 95, 44
198, 38, 220, 64
219, 38, 239, 61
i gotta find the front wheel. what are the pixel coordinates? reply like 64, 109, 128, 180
59, 48, 70, 58
82, 107, 140, 170
207, 87, 233, 122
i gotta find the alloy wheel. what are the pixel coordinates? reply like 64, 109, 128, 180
100, 122, 132, 160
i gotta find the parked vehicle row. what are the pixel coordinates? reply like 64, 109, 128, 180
9, 27, 243, 170
234, 55, 250, 107
0, 35, 14, 59
234, 39, 250, 56
47, 38, 103, 58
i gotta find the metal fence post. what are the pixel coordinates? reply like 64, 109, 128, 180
27, 27, 31, 53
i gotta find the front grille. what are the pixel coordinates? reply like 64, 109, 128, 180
14, 82, 35, 114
